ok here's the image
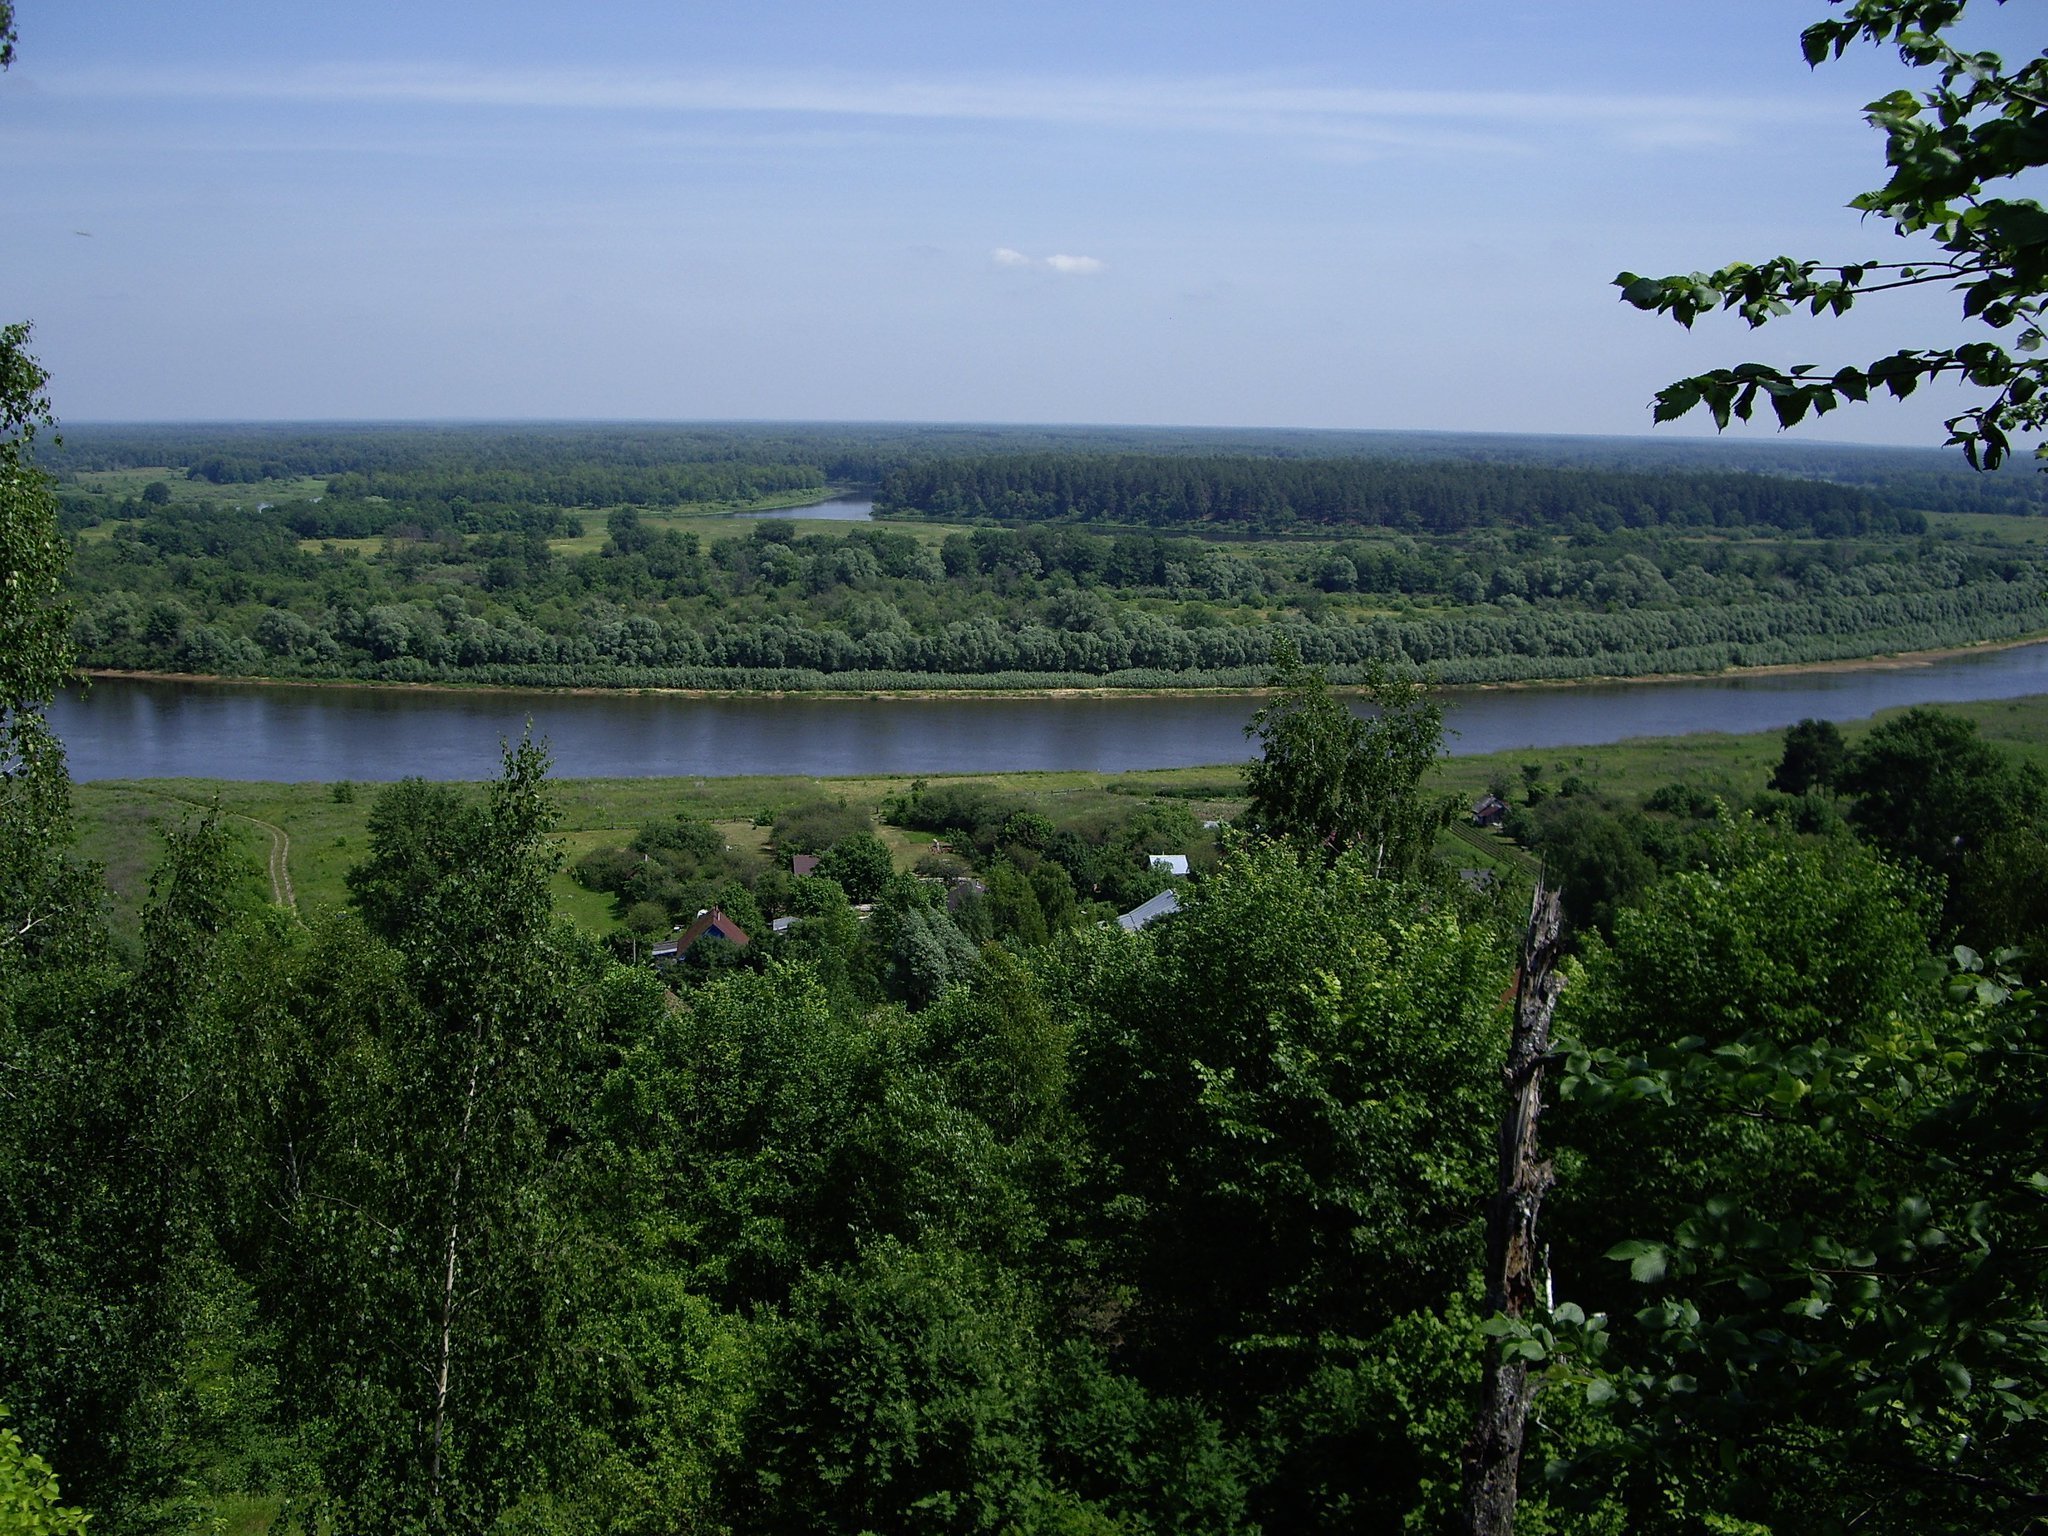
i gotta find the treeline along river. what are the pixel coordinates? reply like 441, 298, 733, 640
48, 641, 2048, 782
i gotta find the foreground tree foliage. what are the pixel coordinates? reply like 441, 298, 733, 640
262, 740, 629, 1532
1620, 0, 2048, 465
0, 1408, 90, 1536
1241, 642, 1451, 873
1545, 831, 2048, 1532
8, 686, 2048, 1531
0, 324, 93, 978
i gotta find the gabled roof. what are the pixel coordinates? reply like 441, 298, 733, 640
1117, 889, 1181, 932
654, 906, 752, 961
791, 854, 821, 877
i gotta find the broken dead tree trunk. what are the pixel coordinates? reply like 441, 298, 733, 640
1460, 882, 1566, 1536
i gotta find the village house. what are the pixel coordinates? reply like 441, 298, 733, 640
1117, 889, 1181, 932
651, 906, 752, 966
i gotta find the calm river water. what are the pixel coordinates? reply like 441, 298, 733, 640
737, 495, 875, 521
47, 642, 2048, 783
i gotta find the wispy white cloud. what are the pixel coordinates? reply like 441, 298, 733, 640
41, 62, 1844, 156
994, 248, 1106, 275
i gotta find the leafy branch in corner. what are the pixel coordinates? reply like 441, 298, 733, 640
1617, 0, 2048, 466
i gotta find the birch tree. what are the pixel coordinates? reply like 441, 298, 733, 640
273, 742, 609, 1533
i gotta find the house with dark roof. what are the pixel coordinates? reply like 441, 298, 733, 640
791, 853, 821, 877
1471, 795, 1508, 828
651, 906, 752, 966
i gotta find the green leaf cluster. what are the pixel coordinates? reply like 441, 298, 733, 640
1618, 0, 2048, 464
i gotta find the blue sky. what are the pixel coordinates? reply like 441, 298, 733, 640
2, 0, 2034, 441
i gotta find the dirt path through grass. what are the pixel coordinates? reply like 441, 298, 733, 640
98, 783, 298, 913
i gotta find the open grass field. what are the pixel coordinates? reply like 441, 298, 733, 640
1927, 510, 2048, 545
68, 692, 2048, 946
67, 466, 333, 507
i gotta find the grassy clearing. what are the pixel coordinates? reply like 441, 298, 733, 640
1440, 821, 1541, 880
204, 1493, 289, 1536
541, 491, 918, 558
1928, 510, 2048, 545
548, 830, 624, 934
72, 784, 278, 942
68, 467, 332, 507
545, 507, 780, 557
74, 518, 139, 544
69, 693, 2048, 945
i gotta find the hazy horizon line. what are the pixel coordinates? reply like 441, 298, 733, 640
41, 415, 1954, 456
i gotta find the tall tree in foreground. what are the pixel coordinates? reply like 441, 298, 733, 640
268, 742, 621, 1533
1618, 0, 2047, 465
1241, 641, 1448, 875
1059, 834, 1513, 1531
0, 325, 89, 970
0, 6, 80, 963
0, 26, 156, 1517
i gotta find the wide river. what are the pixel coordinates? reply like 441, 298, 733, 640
47, 641, 2048, 782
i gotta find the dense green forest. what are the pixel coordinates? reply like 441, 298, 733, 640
43, 424, 2048, 691
9, 403, 2048, 1531
874, 452, 1919, 535
9, 398, 2048, 1532
45, 421, 2048, 517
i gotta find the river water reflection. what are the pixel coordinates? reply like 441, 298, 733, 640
47, 642, 2048, 783
736, 496, 874, 521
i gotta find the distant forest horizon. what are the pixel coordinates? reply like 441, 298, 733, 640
42, 417, 2048, 513
45, 418, 2048, 695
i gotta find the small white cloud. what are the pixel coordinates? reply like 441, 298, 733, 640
993, 248, 1107, 275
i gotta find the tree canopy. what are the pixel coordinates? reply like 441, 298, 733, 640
1240, 642, 1449, 873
